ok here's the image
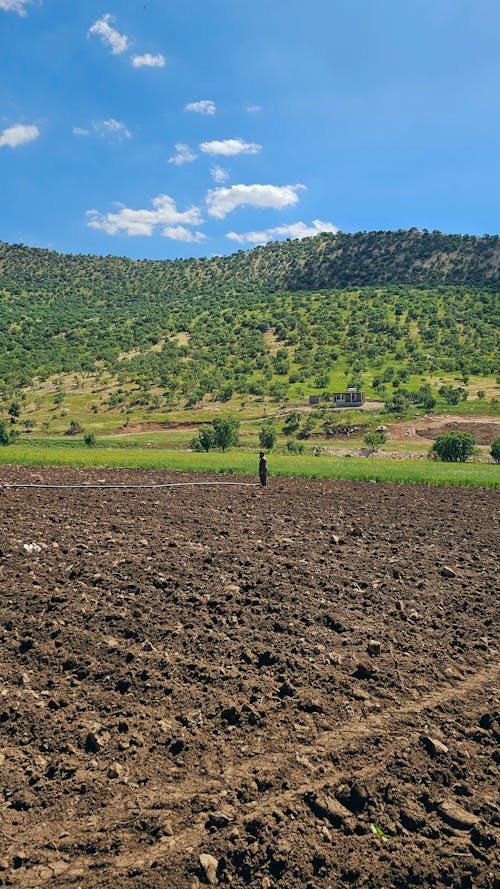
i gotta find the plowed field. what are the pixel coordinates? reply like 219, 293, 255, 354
0, 468, 498, 889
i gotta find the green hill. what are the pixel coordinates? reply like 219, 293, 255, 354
0, 230, 498, 423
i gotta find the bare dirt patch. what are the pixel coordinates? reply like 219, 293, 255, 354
389, 414, 500, 444
111, 423, 201, 436
0, 468, 498, 889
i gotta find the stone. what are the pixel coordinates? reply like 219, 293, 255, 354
437, 799, 480, 830
107, 762, 123, 779
207, 810, 233, 829
367, 639, 382, 656
400, 803, 427, 832
421, 735, 449, 756
327, 651, 342, 666
304, 791, 352, 827
159, 817, 174, 837
441, 566, 457, 578
199, 853, 219, 885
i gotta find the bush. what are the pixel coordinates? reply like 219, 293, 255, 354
490, 436, 500, 464
83, 433, 97, 447
364, 431, 388, 453
286, 440, 304, 454
282, 411, 301, 434
190, 424, 216, 452
64, 420, 83, 436
191, 417, 240, 452
429, 431, 476, 463
0, 419, 18, 445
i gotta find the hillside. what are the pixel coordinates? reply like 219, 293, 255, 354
1, 229, 500, 298
0, 231, 498, 424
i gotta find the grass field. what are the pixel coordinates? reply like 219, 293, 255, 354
0, 441, 498, 489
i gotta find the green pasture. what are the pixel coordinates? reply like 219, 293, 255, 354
0, 441, 498, 489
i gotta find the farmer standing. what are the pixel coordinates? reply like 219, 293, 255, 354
259, 451, 268, 487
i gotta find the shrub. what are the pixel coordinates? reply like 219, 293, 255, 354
364, 431, 388, 453
429, 431, 476, 463
287, 440, 304, 454
190, 424, 216, 452
282, 411, 301, 434
191, 417, 240, 452
64, 420, 83, 436
490, 436, 500, 464
83, 433, 97, 447
0, 419, 18, 445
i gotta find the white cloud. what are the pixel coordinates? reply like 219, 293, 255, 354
87, 193, 203, 237
227, 219, 340, 245
210, 165, 230, 184
200, 137, 261, 156
168, 143, 197, 165
0, 0, 32, 14
88, 13, 129, 55
97, 118, 131, 139
131, 52, 165, 68
206, 183, 304, 219
184, 100, 216, 116
73, 119, 131, 140
162, 225, 206, 243
0, 123, 39, 148
246, 104, 262, 113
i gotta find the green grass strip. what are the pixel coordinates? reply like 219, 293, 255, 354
0, 442, 498, 488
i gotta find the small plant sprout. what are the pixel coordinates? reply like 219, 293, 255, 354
370, 823, 388, 841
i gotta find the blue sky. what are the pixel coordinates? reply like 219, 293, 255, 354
1, 0, 499, 259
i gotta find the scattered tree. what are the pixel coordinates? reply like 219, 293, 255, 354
213, 416, 240, 451
429, 431, 476, 463
259, 424, 277, 451
8, 402, 20, 421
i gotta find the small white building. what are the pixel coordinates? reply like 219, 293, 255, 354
331, 387, 364, 407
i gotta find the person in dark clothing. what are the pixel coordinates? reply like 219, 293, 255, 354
259, 451, 268, 487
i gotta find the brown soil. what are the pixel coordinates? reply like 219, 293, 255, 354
389, 414, 500, 444
0, 468, 498, 889
111, 423, 201, 436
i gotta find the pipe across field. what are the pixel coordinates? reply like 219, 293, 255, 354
1, 482, 259, 490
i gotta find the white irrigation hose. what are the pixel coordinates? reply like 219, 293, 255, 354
1, 482, 259, 490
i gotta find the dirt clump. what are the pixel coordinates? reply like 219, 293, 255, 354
0, 467, 498, 888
